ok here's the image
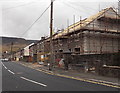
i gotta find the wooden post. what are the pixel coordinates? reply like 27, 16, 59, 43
49, 0, 54, 70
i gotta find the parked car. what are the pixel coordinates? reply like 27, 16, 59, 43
0, 58, 9, 62
38, 62, 44, 65
88, 67, 95, 71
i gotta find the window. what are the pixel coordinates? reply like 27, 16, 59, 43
74, 48, 80, 53
59, 50, 63, 52
69, 49, 71, 52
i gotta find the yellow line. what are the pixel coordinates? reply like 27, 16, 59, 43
16, 62, 120, 89
55, 74, 120, 89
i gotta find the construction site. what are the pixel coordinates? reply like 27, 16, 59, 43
12, 7, 120, 78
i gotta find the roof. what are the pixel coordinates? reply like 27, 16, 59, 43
24, 43, 34, 49
28, 7, 120, 46
53, 7, 120, 40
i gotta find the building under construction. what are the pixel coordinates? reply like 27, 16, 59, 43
14, 7, 120, 77
40, 7, 119, 76
51, 7, 120, 71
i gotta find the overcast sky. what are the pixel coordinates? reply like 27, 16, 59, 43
0, 0, 118, 40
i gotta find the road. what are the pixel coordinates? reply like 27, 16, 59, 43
1, 61, 120, 92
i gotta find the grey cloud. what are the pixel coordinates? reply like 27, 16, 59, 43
1, 0, 118, 40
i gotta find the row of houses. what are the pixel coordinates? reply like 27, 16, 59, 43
12, 7, 120, 76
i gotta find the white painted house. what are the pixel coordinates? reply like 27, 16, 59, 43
24, 43, 34, 56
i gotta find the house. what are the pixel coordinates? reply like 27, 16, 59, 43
17, 7, 120, 71
28, 37, 50, 63
12, 7, 119, 77
52, 7, 120, 55
14, 51, 21, 61
23, 43, 34, 62
44, 7, 120, 70
36, 37, 50, 63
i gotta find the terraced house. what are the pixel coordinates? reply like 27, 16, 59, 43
36, 7, 120, 64
14, 7, 120, 77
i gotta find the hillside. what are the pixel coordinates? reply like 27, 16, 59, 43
0, 36, 38, 53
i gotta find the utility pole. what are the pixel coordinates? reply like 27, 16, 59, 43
49, 0, 54, 70
10, 42, 13, 61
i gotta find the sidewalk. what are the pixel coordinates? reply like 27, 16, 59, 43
16, 61, 120, 87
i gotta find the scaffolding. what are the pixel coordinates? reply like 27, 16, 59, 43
13, 7, 120, 77
45, 7, 120, 72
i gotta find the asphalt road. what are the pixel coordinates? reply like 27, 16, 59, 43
1, 61, 120, 92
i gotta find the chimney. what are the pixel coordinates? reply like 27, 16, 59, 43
41, 37, 45, 40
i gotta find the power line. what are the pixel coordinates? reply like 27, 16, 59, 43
20, 4, 51, 38
68, 2, 98, 12
63, 2, 92, 16
3, 2, 35, 11
63, 2, 81, 12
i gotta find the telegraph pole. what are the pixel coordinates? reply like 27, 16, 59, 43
49, 0, 54, 70
10, 42, 13, 61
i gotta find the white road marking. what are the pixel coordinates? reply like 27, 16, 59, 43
1, 62, 7, 69
8, 70, 15, 74
4, 66, 7, 69
20, 77, 47, 87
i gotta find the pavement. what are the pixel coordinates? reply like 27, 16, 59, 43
2, 61, 120, 91
15, 61, 120, 88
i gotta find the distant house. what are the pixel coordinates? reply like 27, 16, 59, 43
29, 37, 50, 63
14, 51, 21, 61
22, 43, 34, 62
29, 44, 34, 62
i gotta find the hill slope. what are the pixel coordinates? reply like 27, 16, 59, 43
0, 36, 38, 53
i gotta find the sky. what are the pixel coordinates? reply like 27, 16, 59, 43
0, 0, 119, 40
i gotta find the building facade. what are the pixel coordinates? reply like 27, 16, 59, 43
14, 7, 120, 70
